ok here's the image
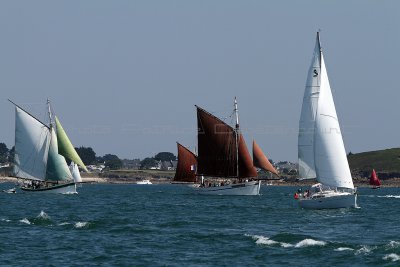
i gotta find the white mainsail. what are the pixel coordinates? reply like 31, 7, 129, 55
14, 107, 50, 181
298, 34, 320, 179
314, 50, 354, 189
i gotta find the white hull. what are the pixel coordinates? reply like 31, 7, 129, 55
298, 191, 357, 209
21, 183, 77, 194
136, 179, 152, 185
196, 180, 260, 195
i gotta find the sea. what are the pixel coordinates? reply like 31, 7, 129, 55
1, 183, 400, 267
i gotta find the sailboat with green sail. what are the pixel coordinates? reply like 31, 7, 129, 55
10, 99, 88, 193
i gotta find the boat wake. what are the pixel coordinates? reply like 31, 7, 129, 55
63, 191, 78, 195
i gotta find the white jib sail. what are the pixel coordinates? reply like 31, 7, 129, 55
14, 107, 50, 181
314, 52, 354, 189
70, 162, 82, 183
298, 35, 320, 179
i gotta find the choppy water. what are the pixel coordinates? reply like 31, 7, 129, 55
1, 183, 400, 266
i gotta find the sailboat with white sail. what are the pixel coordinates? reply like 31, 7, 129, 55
297, 32, 357, 209
195, 98, 260, 195
10, 99, 88, 194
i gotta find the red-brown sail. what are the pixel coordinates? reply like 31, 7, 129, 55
252, 140, 279, 176
369, 169, 381, 186
196, 106, 257, 178
173, 143, 198, 183
238, 134, 258, 178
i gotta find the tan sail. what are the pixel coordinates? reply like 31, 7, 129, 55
253, 140, 278, 176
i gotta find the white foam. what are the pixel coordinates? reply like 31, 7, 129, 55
37, 210, 50, 220
58, 222, 71, 226
383, 253, 400, 262
295, 239, 326, 248
1, 218, 11, 222
280, 242, 294, 248
386, 241, 400, 248
74, 221, 88, 228
334, 247, 354, 252
248, 235, 278, 246
63, 191, 78, 195
378, 195, 400, 199
19, 218, 31, 225
355, 245, 374, 255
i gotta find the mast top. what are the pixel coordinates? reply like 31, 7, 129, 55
47, 98, 53, 127
234, 97, 239, 130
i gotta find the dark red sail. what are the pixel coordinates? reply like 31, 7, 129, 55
369, 169, 381, 186
173, 143, 197, 183
252, 140, 278, 176
196, 106, 256, 178
238, 134, 258, 178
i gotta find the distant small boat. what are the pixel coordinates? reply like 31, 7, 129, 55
137, 179, 152, 185
369, 169, 381, 189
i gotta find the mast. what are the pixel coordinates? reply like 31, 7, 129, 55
234, 97, 239, 178
47, 98, 53, 127
317, 31, 322, 69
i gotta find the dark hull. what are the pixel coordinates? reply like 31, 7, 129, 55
21, 182, 77, 193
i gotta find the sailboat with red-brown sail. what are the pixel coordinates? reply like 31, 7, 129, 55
195, 98, 260, 195
173, 142, 198, 184
369, 169, 381, 189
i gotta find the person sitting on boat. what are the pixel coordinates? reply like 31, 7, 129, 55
294, 192, 299, 199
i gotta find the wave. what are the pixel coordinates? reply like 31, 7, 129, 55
377, 195, 400, 199
58, 222, 71, 226
74, 222, 89, 229
246, 234, 325, 248
383, 253, 400, 262
334, 247, 354, 252
355, 245, 375, 255
1, 218, 11, 222
37, 210, 50, 220
386, 241, 400, 249
249, 235, 279, 246
294, 238, 326, 248
19, 218, 31, 225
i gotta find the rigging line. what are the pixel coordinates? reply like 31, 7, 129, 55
8, 99, 50, 130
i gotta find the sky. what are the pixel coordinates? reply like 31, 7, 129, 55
0, 1, 399, 161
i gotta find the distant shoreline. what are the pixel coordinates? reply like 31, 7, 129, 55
1, 176, 400, 188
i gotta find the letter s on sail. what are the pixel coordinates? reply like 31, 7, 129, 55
313, 69, 318, 77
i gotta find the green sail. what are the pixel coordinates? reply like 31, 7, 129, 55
46, 128, 73, 181
55, 116, 88, 172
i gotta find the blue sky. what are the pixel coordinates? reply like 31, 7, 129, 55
0, 1, 399, 161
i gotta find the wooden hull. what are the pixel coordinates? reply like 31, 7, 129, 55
21, 182, 77, 194
298, 192, 357, 209
196, 180, 260, 195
